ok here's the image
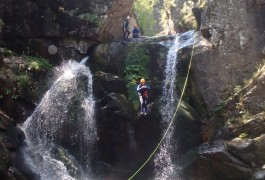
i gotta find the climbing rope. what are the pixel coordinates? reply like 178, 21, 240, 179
128, 34, 196, 180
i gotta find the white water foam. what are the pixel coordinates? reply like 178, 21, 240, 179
21, 57, 96, 180
154, 31, 195, 180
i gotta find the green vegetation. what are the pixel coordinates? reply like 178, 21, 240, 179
23, 55, 52, 71
124, 45, 150, 109
0, 47, 16, 57
176, 0, 206, 30
233, 85, 243, 95
241, 110, 252, 120
180, 1, 196, 30
0, 47, 52, 103
159, 0, 176, 30
211, 99, 228, 113
176, 76, 186, 93
0, 87, 15, 100
0, 18, 4, 31
16, 74, 31, 93
78, 13, 102, 26
125, 65, 148, 109
239, 133, 248, 139
124, 65, 147, 83
134, 0, 158, 36
124, 45, 150, 71
227, 116, 238, 124
199, 0, 206, 8
1, 48, 52, 72
0, 74, 32, 100
212, 61, 265, 114
134, 0, 206, 35
163, 0, 176, 7
4, 88, 11, 95
247, 59, 265, 86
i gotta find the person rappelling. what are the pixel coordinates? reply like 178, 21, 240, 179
137, 78, 150, 115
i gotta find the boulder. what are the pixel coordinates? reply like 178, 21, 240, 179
255, 0, 265, 5
242, 71, 265, 114
0, 57, 34, 122
90, 39, 169, 77
93, 71, 126, 98
133, 101, 162, 165
192, 0, 265, 110
254, 170, 265, 180
0, 142, 9, 179
226, 135, 265, 168
226, 138, 260, 167
182, 141, 252, 180
200, 27, 212, 38
96, 93, 134, 165
192, 7, 202, 31
7, 166, 27, 180
226, 112, 265, 138
0, 0, 135, 61
90, 42, 127, 75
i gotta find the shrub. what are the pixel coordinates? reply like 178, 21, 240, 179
78, 13, 101, 26
211, 99, 229, 113
239, 133, 248, 139
134, 0, 158, 36
23, 55, 52, 71
124, 45, 150, 109
16, 74, 31, 93
0, 18, 4, 31
0, 47, 16, 57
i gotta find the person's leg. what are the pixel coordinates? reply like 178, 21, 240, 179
143, 102, 147, 113
140, 102, 144, 114
143, 98, 148, 114
124, 31, 127, 39
126, 29, 130, 39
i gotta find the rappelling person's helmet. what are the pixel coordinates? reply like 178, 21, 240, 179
140, 78, 145, 84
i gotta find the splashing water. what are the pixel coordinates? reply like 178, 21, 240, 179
154, 31, 195, 180
21, 57, 96, 180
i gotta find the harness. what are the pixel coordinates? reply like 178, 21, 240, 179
139, 85, 148, 97
143, 89, 148, 97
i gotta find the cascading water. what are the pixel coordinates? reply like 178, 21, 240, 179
154, 31, 195, 179
21, 57, 96, 180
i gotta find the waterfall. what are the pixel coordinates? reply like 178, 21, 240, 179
21, 57, 96, 180
154, 31, 195, 179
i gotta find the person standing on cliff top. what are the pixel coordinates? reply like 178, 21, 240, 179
122, 16, 131, 39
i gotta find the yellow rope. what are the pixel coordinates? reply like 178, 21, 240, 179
128, 34, 196, 180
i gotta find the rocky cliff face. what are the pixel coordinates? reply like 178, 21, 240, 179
1, 0, 265, 179
192, 0, 265, 109
0, 0, 135, 62
180, 1, 265, 179
90, 37, 205, 179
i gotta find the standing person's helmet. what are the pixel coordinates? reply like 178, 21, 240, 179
140, 78, 145, 84
127, 16, 130, 20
